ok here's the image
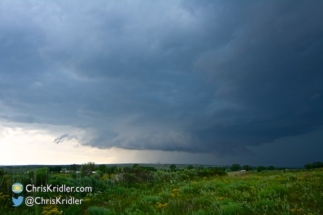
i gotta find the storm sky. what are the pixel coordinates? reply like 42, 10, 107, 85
0, 0, 322, 167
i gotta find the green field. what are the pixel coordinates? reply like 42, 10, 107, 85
0, 166, 322, 215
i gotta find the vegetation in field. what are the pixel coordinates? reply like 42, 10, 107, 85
0, 163, 322, 215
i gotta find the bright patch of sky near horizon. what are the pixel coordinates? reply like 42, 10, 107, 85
1, 123, 322, 167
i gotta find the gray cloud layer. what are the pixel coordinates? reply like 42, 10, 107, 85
0, 1, 322, 157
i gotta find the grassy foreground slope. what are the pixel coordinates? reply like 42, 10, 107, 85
82, 169, 323, 215
1, 168, 322, 215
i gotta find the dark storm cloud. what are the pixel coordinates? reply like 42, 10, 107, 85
0, 1, 322, 157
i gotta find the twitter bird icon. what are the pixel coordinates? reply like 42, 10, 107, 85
12, 196, 24, 207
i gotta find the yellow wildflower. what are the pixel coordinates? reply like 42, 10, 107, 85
169, 188, 180, 198
156, 202, 168, 209
41, 205, 62, 215
0, 192, 9, 201
83, 198, 91, 203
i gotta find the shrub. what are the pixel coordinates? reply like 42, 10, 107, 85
174, 172, 189, 181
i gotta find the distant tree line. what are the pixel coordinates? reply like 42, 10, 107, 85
230, 164, 276, 172
230, 161, 323, 172
304, 161, 323, 170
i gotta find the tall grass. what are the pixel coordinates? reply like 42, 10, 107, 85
0, 168, 322, 214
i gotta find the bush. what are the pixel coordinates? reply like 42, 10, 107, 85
182, 169, 198, 179
153, 170, 171, 182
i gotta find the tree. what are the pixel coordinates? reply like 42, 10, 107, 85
304, 161, 323, 170
312, 161, 323, 168
106, 166, 117, 179
231, 164, 241, 171
81, 162, 95, 177
170, 164, 176, 172
257, 166, 266, 172
96, 164, 107, 174
268, 166, 275, 170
